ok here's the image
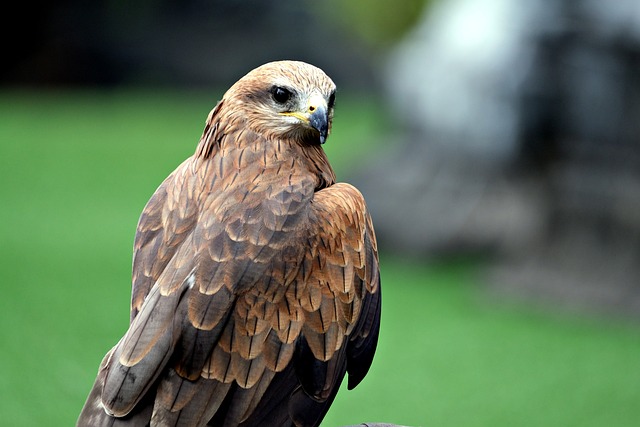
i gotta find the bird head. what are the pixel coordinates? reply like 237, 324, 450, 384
222, 61, 337, 145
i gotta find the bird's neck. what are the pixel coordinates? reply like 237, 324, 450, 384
301, 143, 336, 191
194, 116, 336, 192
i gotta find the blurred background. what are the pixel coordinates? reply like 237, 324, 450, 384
1, 0, 639, 425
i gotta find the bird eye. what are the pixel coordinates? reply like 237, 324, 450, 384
328, 91, 336, 110
271, 86, 293, 104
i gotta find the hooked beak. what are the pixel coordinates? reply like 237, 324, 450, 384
308, 104, 328, 144
280, 94, 329, 144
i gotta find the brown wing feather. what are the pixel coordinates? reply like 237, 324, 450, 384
80, 169, 380, 425
130, 100, 225, 322
131, 164, 200, 320
297, 183, 381, 394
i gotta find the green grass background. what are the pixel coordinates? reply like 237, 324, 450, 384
1, 90, 638, 426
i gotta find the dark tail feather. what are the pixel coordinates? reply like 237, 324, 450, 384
77, 349, 154, 426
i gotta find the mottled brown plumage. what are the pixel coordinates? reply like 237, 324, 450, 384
78, 61, 381, 427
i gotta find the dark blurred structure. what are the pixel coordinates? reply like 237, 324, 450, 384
357, 0, 640, 315
3, 0, 379, 90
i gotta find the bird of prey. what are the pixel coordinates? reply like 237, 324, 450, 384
78, 60, 381, 427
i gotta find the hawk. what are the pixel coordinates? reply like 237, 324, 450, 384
78, 60, 381, 427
